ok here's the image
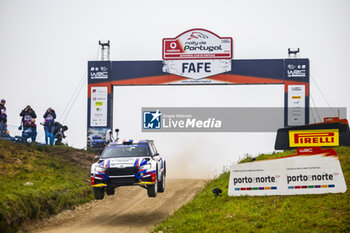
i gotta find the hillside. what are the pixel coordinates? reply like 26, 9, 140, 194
153, 147, 350, 233
0, 140, 95, 233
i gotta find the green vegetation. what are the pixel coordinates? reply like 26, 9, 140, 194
154, 147, 350, 233
0, 140, 94, 233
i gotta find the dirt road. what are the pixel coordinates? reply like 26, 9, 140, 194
26, 179, 207, 233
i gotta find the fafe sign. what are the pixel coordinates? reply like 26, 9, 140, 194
162, 29, 233, 82
162, 59, 231, 80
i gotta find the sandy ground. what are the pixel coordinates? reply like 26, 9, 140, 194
24, 179, 207, 233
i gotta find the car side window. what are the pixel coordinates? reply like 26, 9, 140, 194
149, 143, 156, 155
151, 142, 158, 155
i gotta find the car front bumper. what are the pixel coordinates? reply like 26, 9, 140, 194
91, 169, 156, 188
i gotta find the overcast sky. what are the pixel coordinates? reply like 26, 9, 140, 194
1, 0, 349, 177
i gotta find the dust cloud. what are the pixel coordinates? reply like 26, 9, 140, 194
152, 133, 277, 179
114, 85, 282, 179
166, 146, 215, 179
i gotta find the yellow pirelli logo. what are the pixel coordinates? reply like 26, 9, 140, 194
289, 129, 339, 147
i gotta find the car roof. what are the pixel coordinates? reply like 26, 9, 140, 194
108, 139, 153, 146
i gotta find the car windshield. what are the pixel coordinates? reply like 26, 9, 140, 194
101, 144, 150, 158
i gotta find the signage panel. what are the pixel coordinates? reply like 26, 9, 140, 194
162, 59, 231, 80
90, 86, 108, 127
228, 148, 347, 196
288, 85, 306, 126
289, 129, 339, 147
88, 61, 111, 84
163, 29, 233, 60
286, 60, 308, 80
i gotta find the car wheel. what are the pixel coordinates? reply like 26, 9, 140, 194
147, 176, 158, 197
106, 187, 115, 195
163, 161, 166, 177
93, 187, 105, 200
157, 172, 165, 193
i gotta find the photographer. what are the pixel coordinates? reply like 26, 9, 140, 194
21, 119, 37, 143
19, 105, 37, 142
53, 122, 68, 145
43, 107, 56, 145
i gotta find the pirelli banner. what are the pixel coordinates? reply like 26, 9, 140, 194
228, 147, 347, 196
289, 129, 339, 147
275, 119, 350, 150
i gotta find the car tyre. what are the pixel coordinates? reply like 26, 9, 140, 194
157, 172, 165, 193
93, 187, 105, 200
147, 175, 158, 197
106, 187, 115, 195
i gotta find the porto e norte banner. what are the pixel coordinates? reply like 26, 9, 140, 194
228, 148, 347, 196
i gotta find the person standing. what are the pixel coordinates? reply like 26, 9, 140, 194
20, 105, 37, 142
43, 107, 56, 145
0, 99, 7, 136
105, 129, 113, 143
29, 118, 37, 142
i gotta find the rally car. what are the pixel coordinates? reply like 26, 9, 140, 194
90, 139, 166, 200
88, 134, 106, 148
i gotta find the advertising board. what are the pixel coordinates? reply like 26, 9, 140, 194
289, 129, 339, 147
287, 85, 305, 126
228, 147, 347, 196
162, 28, 233, 60
90, 86, 108, 127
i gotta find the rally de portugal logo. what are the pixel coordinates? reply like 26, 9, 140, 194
143, 110, 162, 129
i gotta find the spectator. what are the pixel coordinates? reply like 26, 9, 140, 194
22, 119, 37, 142
20, 105, 37, 142
53, 122, 68, 145
43, 107, 56, 145
0, 99, 7, 136
105, 129, 114, 143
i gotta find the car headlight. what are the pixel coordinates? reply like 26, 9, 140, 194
140, 163, 151, 170
95, 166, 106, 172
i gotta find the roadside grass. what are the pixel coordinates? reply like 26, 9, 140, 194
154, 147, 350, 233
0, 140, 94, 233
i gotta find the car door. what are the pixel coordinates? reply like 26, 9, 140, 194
150, 142, 162, 179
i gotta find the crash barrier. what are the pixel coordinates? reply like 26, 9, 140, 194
228, 147, 347, 196
274, 118, 350, 150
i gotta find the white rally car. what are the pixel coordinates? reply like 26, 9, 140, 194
90, 139, 166, 200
